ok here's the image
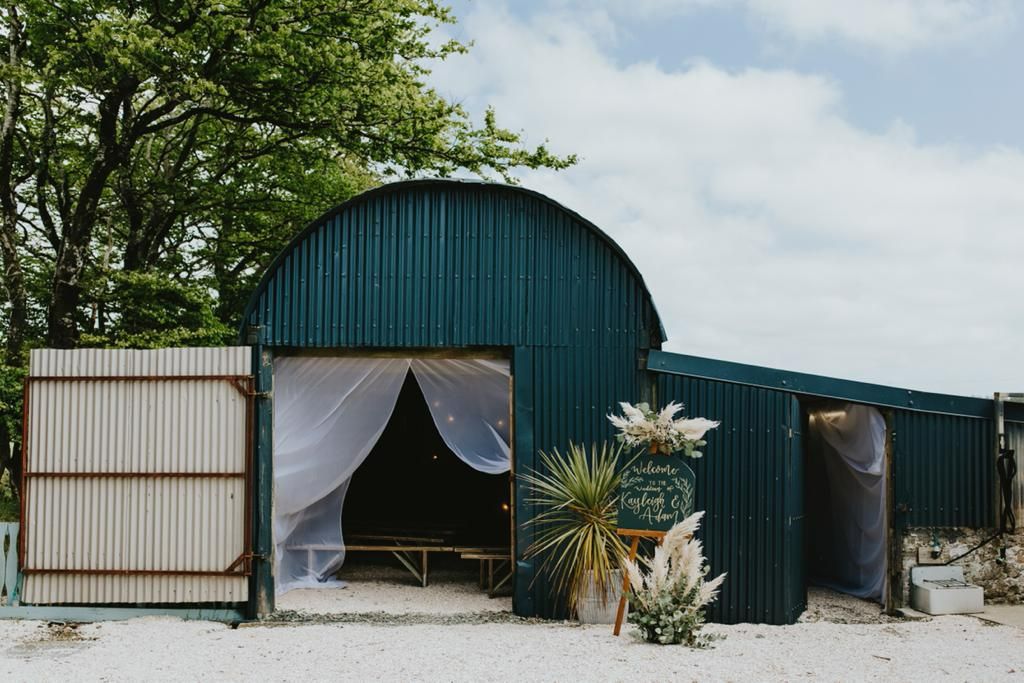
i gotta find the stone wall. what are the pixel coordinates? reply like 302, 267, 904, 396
899, 527, 1024, 605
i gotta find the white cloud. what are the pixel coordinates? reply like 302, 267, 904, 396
746, 0, 1016, 52
431, 5, 1024, 395
558, 0, 1016, 53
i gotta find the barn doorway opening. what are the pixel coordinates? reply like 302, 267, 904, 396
272, 356, 512, 602
804, 402, 888, 603
343, 368, 511, 548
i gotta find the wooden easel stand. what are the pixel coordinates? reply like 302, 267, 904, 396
612, 528, 666, 636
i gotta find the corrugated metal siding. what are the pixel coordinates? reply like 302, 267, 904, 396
513, 344, 648, 619
649, 350, 1013, 534
654, 373, 804, 625
243, 182, 663, 619
246, 183, 658, 350
30, 346, 251, 377
892, 410, 995, 528
22, 348, 250, 604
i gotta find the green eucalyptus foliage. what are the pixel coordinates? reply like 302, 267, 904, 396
628, 582, 719, 647
520, 442, 629, 616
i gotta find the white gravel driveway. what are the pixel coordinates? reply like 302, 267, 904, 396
2, 611, 1023, 682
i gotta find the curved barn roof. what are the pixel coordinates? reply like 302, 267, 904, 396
242, 178, 666, 345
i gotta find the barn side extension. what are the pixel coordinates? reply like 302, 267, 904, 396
649, 350, 1024, 622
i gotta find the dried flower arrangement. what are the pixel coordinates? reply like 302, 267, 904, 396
607, 401, 719, 457
624, 511, 726, 646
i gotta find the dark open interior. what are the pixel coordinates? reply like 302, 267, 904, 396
802, 399, 888, 603
342, 370, 511, 547
803, 400, 839, 588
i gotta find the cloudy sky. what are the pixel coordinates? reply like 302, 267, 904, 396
430, 0, 1022, 397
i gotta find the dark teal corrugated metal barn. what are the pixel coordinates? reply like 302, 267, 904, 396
241, 179, 665, 619
241, 178, 1022, 624
649, 351, 1024, 623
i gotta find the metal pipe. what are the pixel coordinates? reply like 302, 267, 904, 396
22, 472, 245, 479
21, 568, 249, 577
243, 377, 255, 574
17, 380, 29, 570
26, 374, 252, 382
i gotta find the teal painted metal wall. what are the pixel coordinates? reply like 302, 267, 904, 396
242, 180, 663, 619
650, 350, 1024, 624
653, 373, 806, 625
650, 350, 1023, 533
892, 411, 995, 528
244, 181, 662, 348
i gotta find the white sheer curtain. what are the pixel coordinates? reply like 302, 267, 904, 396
809, 403, 887, 600
412, 359, 511, 475
273, 356, 511, 594
273, 357, 409, 593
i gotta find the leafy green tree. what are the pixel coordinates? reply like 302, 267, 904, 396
0, 0, 575, 499
80, 271, 234, 348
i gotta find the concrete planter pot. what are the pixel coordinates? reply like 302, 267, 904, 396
577, 570, 625, 624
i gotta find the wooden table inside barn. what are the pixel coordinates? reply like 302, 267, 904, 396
288, 534, 511, 595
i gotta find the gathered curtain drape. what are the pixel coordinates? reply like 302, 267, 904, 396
808, 403, 887, 600
273, 357, 511, 594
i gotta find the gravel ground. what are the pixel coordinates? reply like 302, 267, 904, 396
2, 612, 1022, 681
277, 563, 512, 616
798, 586, 903, 624
2, 581, 1023, 682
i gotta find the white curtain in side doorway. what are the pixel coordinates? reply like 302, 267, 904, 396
272, 356, 511, 594
810, 403, 887, 600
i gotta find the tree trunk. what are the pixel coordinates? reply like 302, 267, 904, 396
0, 425, 21, 505
44, 77, 138, 348
46, 244, 86, 347
0, 2, 25, 500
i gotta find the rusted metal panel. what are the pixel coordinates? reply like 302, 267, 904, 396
29, 347, 251, 377
21, 348, 251, 605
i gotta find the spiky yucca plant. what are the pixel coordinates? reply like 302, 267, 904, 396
625, 512, 726, 646
520, 442, 629, 616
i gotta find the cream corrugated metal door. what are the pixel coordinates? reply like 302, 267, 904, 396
20, 347, 252, 605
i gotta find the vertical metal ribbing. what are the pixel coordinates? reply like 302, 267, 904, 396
893, 410, 994, 528
655, 373, 796, 625
239, 182, 664, 620
22, 348, 252, 605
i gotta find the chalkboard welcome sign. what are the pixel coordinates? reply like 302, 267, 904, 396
617, 455, 696, 533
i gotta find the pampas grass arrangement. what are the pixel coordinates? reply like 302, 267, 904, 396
625, 511, 726, 646
607, 401, 719, 457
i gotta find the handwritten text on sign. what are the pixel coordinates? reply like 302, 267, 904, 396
617, 455, 696, 532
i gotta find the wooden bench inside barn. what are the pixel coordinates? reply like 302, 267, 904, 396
286, 533, 511, 594
285, 533, 453, 588
454, 546, 513, 597
344, 532, 455, 588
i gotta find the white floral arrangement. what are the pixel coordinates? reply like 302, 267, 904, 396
625, 511, 726, 646
607, 401, 719, 457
